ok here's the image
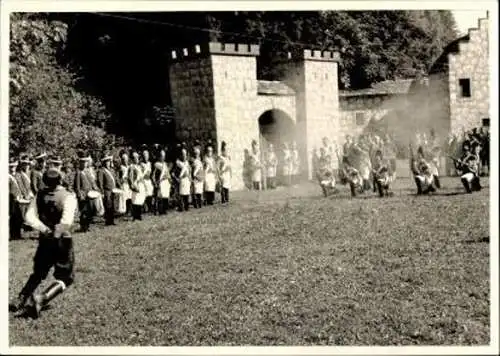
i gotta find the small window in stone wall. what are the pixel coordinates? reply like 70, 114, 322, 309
482, 118, 490, 127
355, 112, 365, 126
459, 78, 471, 97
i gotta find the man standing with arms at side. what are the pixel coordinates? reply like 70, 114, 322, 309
97, 153, 117, 226
9, 168, 78, 319
74, 155, 92, 232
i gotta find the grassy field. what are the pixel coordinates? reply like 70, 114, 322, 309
9, 177, 490, 346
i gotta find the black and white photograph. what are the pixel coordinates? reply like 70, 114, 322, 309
1, 0, 498, 353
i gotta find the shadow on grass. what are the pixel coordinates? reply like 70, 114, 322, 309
462, 236, 490, 244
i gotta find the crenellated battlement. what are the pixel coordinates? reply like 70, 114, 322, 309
170, 42, 260, 61
286, 49, 341, 62
170, 42, 340, 62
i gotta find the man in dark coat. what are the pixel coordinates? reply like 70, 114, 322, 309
97, 153, 117, 226
73, 155, 92, 232
9, 168, 78, 319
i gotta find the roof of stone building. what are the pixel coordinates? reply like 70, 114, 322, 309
339, 79, 414, 98
257, 80, 295, 96
428, 34, 470, 74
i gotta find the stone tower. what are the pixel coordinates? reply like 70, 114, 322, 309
169, 42, 341, 190
276, 50, 341, 176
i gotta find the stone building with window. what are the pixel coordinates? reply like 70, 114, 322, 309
338, 79, 414, 138
426, 15, 490, 137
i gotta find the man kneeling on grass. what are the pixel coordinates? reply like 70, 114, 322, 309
372, 150, 393, 198
410, 146, 438, 195
10, 168, 77, 319
341, 157, 364, 198
456, 151, 482, 194
316, 147, 337, 197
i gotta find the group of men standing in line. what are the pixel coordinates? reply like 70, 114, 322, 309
243, 140, 301, 191
8, 141, 233, 241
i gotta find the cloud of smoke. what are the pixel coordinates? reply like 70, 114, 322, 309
363, 78, 451, 151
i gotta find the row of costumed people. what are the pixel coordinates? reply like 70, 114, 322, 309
245, 140, 301, 190
8, 141, 232, 239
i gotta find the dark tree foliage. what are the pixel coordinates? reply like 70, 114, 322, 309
11, 11, 458, 145
9, 12, 118, 160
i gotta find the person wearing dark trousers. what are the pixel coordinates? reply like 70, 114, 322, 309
153, 150, 171, 215
176, 148, 191, 212
97, 153, 117, 226
129, 152, 146, 221
141, 149, 155, 214
73, 155, 92, 232
192, 146, 204, 209
204, 145, 217, 205
218, 141, 232, 204
10, 168, 78, 319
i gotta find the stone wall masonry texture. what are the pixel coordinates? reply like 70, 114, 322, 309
302, 60, 340, 175
448, 18, 489, 135
211, 54, 260, 191
169, 57, 218, 144
339, 95, 390, 138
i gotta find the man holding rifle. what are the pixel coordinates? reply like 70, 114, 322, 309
449, 149, 482, 194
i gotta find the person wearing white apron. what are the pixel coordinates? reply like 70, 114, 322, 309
291, 141, 300, 186
281, 142, 292, 187
218, 141, 232, 204
129, 152, 146, 221
191, 147, 204, 209
176, 148, 191, 212
141, 149, 154, 214
119, 152, 132, 216
250, 140, 262, 190
266, 143, 278, 189
153, 149, 171, 215
204, 146, 217, 205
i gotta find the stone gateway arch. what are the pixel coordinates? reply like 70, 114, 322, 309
169, 42, 341, 191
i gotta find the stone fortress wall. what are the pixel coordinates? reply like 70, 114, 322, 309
448, 17, 490, 135
169, 43, 341, 190
168, 16, 489, 189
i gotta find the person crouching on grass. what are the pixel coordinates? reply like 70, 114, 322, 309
410, 146, 438, 195
341, 157, 364, 198
10, 168, 78, 319
316, 147, 336, 197
371, 150, 393, 197
456, 149, 482, 194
